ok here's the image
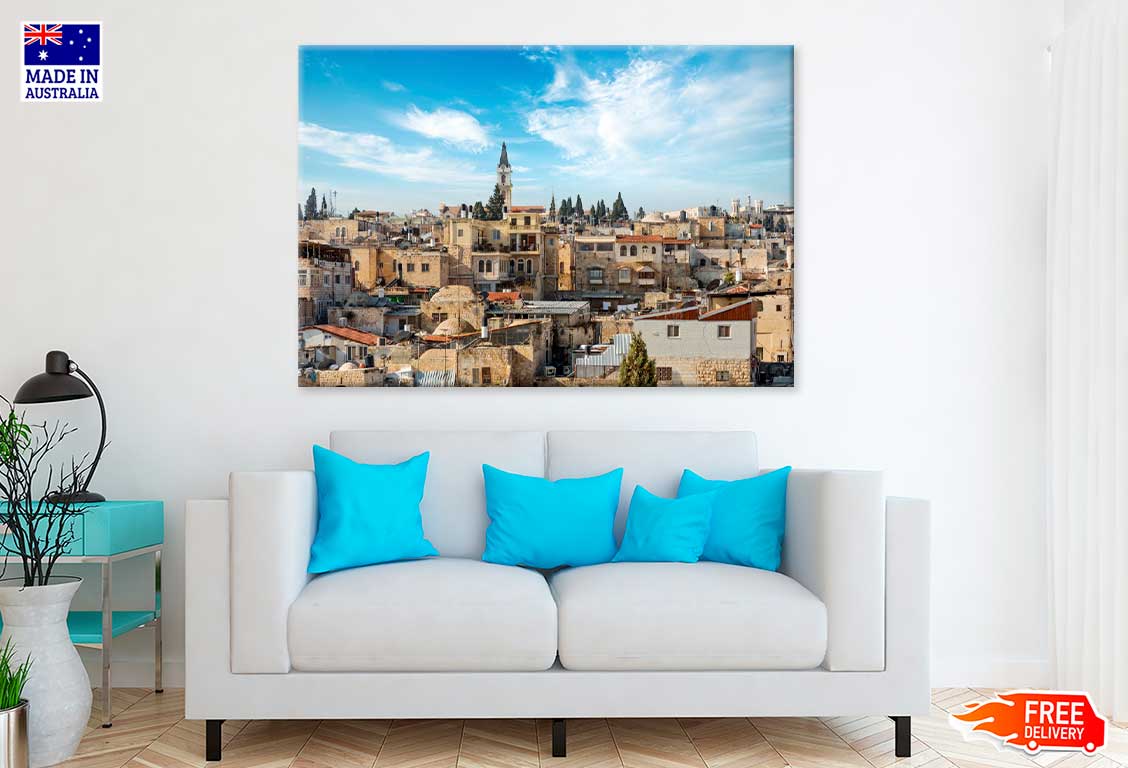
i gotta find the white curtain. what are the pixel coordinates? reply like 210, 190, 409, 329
1047, 0, 1128, 722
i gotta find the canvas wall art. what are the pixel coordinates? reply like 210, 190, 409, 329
298, 46, 794, 387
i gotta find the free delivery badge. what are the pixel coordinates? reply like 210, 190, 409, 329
950, 691, 1108, 756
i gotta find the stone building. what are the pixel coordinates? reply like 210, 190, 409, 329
298, 241, 354, 325
632, 299, 759, 386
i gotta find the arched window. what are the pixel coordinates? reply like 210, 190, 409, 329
354, 260, 360, 271
509, 259, 516, 274
651, 246, 657, 255
620, 246, 627, 256
517, 260, 525, 273
486, 259, 493, 273
630, 245, 637, 256
478, 259, 485, 273
526, 259, 534, 273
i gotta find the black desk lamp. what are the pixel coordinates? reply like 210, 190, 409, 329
14, 351, 107, 503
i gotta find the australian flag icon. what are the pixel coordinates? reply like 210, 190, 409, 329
23, 23, 100, 66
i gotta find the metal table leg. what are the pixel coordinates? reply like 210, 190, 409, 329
154, 549, 163, 693
101, 560, 113, 728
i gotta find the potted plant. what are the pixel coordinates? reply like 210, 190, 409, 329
0, 638, 33, 768
0, 399, 93, 768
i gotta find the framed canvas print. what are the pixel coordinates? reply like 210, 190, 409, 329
298, 45, 793, 387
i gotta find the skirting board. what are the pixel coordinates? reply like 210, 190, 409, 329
930, 656, 1051, 689
82, 658, 185, 689
87, 657, 1048, 693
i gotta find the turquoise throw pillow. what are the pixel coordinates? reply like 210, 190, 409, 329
677, 466, 792, 570
613, 485, 715, 563
482, 464, 622, 568
309, 445, 438, 574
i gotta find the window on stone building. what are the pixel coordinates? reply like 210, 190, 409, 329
524, 216, 531, 226
667, 324, 680, 338
548, 238, 554, 246
518, 260, 525, 273
478, 259, 485, 273
620, 246, 627, 256
589, 268, 603, 281
776, 354, 786, 362
457, 228, 464, 237
526, 259, 534, 273
776, 303, 783, 311
618, 268, 630, 283
481, 367, 492, 385
299, 271, 308, 287
493, 230, 501, 241
717, 325, 731, 338
421, 263, 430, 272
756, 347, 764, 359
657, 366, 672, 382
324, 275, 331, 287
407, 263, 415, 272
486, 259, 493, 272
630, 245, 637, 256
510, 218, 517, 226
559, 261, 565, 273
716, 370, 731, 382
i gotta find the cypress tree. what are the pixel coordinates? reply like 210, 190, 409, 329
485, 184, 506, 220
618, 333, 658, 387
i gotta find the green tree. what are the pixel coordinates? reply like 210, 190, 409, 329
618, 333, 658, 387
561, 197, 573, 220
574, 194, 584, 220
588, 205, 596, 221
611, 192, 628, 221
319, 194, 329, 219
635, 206, 646, 220
596, 200, 607, 221
348, 207, 359, 219
304, 188, 318, 220
472, 201, 486, 219
485, 184, 506, 220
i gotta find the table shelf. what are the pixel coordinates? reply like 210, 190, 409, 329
0, 610, 158, 645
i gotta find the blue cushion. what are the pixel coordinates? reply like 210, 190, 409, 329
482, 464, 622, 568
308, 445, 438, 574
613, 485, 714, 563
677, 466, 792, 570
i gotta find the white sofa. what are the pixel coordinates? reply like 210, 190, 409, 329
185, 430, 930, 761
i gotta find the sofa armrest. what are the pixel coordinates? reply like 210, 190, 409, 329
781, 470, 885, 671
229, 471, 317, 673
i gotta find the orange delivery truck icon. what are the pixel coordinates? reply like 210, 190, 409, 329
951, 691, 1107, 755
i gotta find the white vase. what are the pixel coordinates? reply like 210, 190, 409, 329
0, 578, 91, 768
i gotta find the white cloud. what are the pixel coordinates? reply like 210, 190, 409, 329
524, 55, 791, 182
298, 122, 489, 187
396, 105, 490, 152
382, 80, 406, 92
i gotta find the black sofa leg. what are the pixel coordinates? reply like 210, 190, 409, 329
890, 716, 911, 757
206, 719, 224, 762
552, 718, 567, 757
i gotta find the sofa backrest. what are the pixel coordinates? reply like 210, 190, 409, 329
329, 429, 759, 554
329, 430, 545, 558
546, 431, 759, 541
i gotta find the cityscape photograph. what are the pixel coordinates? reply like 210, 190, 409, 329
298, 45, 795, 387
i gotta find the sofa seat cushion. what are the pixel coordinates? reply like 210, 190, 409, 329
549, 562, 827, 671
288, 557, 557, 672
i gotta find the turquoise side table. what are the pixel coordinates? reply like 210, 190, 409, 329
0, 500, 163, 728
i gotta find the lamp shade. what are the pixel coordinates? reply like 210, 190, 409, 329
13, 351, 92, 404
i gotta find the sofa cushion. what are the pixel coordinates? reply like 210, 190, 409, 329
288, 558, 557, 672
549, 562, 827, 671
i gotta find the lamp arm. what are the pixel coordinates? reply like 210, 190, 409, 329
71, 366, 106, 493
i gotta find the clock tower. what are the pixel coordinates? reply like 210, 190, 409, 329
496, 142, 513, 215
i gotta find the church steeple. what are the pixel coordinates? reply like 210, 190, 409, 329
496, 142, 513, 215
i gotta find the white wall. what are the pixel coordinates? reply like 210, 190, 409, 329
0, 0, 1060, 688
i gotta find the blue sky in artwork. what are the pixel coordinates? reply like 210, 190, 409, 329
299, 46, 793, 215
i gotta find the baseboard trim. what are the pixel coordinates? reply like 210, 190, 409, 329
82, 657, 185, 689
931, 656, 1052, 689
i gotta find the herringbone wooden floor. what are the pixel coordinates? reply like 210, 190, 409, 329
53, 688, 1128, 768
